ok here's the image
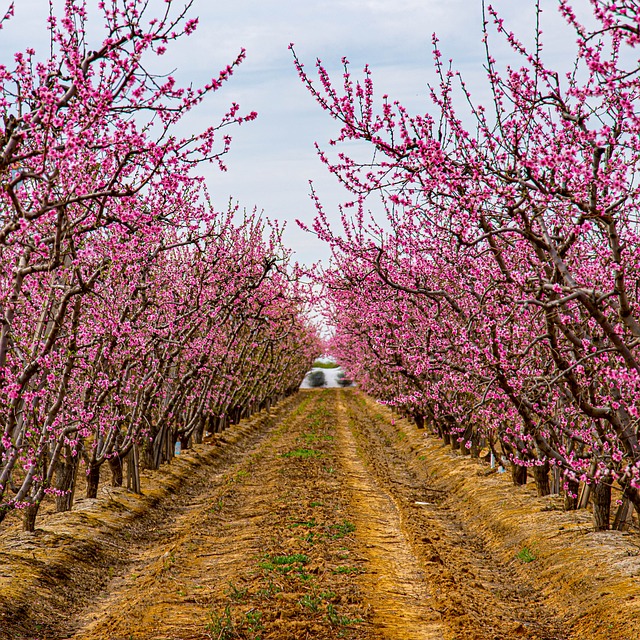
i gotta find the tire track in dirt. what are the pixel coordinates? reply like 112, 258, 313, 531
63, 390, 378, 640
335, 395, 444, 639
341, 389, 567, 640
57, 395, 307, 640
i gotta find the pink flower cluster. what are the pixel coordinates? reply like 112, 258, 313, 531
295, 1, 640, 518
0, 1, 319, 529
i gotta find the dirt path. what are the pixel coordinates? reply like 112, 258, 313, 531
339, 391, 567, 640
2, 389, 569, 640
63, 390, 376, 640
334, 396, 444, 639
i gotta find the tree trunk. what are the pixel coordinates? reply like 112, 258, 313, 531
613, 499, 634, 531
592, 478, 612, 531
564, 479, 580, 510
55, 446, 80, 512
414, 414, 425, 429
551, 465, 561, 495
149, 425, 166, 470
511, 463, 527, 486
142, 437, 156, 470
126, 445, 141, 494
193, 416, 206, 445
578, 459, 599, 509
109, 456, 123, 487
470, 435, 480, 459
180, 432, 191, 451
86, 463, 101, 499
533, 461, 550, 497
23, 503, 39, 532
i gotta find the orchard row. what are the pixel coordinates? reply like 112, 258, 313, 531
0, 1, 319, 531
296, 1, 640, 530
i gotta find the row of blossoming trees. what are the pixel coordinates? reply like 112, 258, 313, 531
0, 0, 319, 531
294, 0, 640, 530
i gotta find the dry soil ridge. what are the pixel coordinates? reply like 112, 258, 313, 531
354, 391, 640, 640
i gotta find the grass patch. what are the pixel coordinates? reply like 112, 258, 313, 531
209, 496, 225, 513
516, 546, 537, 563
259, 553, 310, 575
327, 603, 363, 627
270, 553, 310, 565
332, 565, 364, 575
205, 605, 236, 639
331, 521, 356, 538
256, 577, 281, 598
226, 582, 248, 601
298, 594, 323, 612
290, 518, 317, 528
312, 361, 340, 369
282, 448, 322, 459
206, 605, 263, 639
301, 531, 318, 544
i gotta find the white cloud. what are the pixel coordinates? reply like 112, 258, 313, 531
0, 0, 596, 265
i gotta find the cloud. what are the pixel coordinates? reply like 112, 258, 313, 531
0, 0, 596, 266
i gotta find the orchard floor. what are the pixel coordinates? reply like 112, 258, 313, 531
2, 389, 639, 639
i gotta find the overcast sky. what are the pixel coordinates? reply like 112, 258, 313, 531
2, 0, 591, 266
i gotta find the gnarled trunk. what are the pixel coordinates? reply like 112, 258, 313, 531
109, 455, 123, 487
564, 479, 580, 511
126, 445, 141, 494
55, 447, 80, 512
86, 463, 101, 499
511, 463, 527, 486
533, 461, 550, 497
22, 503, 39, 532
592, 478, 612, 531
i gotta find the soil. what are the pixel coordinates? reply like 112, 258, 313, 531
1, 389, 639, 639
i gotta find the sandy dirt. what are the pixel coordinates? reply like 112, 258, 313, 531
1, 389, 639, 639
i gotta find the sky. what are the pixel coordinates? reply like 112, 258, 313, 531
0, 0, 592, 266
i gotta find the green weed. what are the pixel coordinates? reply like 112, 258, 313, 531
205, 605, 236, 639
301, 531, 318, 544
209, 497, 224, 513
326, 603, 363, 627
256, 577, 281, 598
226, 582, 248, 601
244, 609, 263, 634
516, 546, 537, 563
331, 521, 356, 538
298, 594, 322, 612
282, 448, 322, 459
332, 565, 364, 575
259, 553, 309, 574
290, 518, 317, 528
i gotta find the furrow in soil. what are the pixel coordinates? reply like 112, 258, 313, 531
341, 389, 567, 640
64, 390, 379, 640
335, 396, 445, 639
